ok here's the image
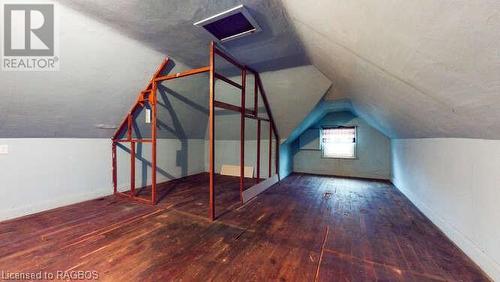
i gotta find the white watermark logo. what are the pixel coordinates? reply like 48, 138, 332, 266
0, 270, 99, 280
2, 3, 59, 71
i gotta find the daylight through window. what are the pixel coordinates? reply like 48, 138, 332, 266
321, 127, 356, 159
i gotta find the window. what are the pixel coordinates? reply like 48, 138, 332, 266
321, 127, 356, 159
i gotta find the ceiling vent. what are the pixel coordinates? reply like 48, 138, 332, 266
194, 5, 261, 43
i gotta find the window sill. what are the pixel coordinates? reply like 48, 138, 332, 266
321, 156, 357, 160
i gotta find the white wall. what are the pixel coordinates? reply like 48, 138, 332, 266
392, 138, 500, 281
204, 140, 275, 178
0, 139, 111, 220
0, 138, 206, 221
0, 137, 276, 221
294, 112, 391, 180
116, 139, 205, 191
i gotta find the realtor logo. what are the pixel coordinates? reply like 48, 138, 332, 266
2, 3, 59, 71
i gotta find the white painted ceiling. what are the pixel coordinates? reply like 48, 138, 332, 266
1, 0, 499, 140
56, 0, 307, 71
283, 0, 500, 139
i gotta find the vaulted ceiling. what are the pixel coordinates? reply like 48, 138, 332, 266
1, 0, 498, 140
283, 0, 500, 139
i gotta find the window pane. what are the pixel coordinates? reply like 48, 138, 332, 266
323, 143, 355, 158
322, 128, 356, 158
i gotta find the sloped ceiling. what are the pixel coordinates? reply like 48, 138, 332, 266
2, 0, 498, 140
282, 0, 500, 139
284, 99, 354, 145
0, 0, 331, 139
56, 0, 308, 71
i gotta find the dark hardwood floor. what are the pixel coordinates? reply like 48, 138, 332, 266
0, 173, 489, 281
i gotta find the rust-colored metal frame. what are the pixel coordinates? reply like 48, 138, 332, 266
112, 41, 279, 220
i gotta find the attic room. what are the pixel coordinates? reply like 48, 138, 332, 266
0, 0, 498, 281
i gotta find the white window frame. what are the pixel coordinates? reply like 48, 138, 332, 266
320, 126, 357, 159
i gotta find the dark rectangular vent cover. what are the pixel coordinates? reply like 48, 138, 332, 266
194, 5, 261, 42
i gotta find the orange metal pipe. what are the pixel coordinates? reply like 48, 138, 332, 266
214, 100, 242, 112
214, 100, 254, 115
154, 66, 209, 82
151, 81, 158, 205
215, 72, 243, 89
240, 68, 246, 203
269, 125, 272, 178
254, 75, 258, 115
213, 47, 245, 70
111, 42, 284, 212
209, 42, 216, 221
115, 139, 153, 143
128, 115, 135, 196
112, 142, 117, 194
276, 138, 280, 177
112, 58, 169, 141
244, 113, 269, 121
253, 73, 279, 141
256, 120, 261, 182
116, 192, 153, 205
130, 141, 136, 196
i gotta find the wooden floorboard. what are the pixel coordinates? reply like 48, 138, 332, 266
0, 173, 490, 281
